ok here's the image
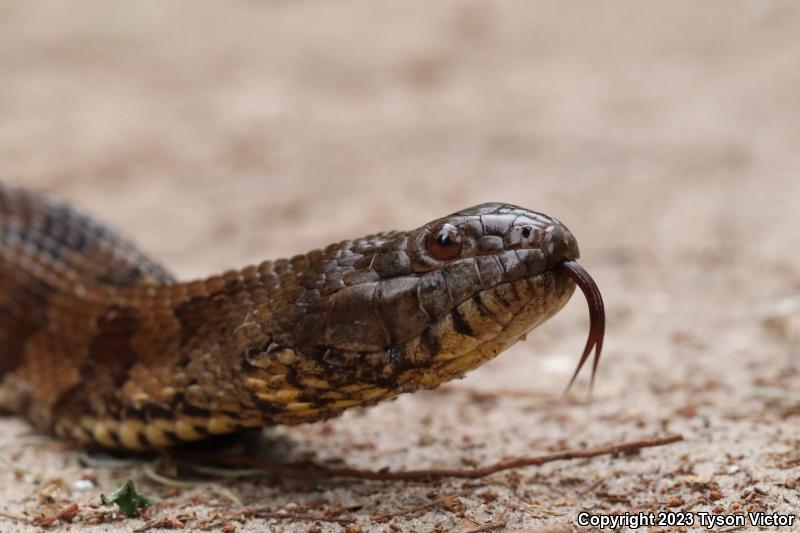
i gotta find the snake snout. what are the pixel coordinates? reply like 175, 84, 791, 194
499, 211, 579, 269
542, 222, 580, 264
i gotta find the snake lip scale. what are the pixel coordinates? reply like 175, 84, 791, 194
0, 184, 605, 450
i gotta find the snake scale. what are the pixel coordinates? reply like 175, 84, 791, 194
0, 182, 604, 450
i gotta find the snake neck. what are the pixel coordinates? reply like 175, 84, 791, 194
47, 252, 573, 450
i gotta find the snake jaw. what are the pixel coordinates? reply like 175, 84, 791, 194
559, 260, 605, 393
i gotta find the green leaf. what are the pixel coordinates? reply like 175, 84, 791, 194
100, 479, 153, 518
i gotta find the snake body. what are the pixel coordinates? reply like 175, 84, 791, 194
0, 183, 601, 450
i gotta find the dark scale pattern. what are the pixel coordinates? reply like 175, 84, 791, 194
0, 280, 55, 379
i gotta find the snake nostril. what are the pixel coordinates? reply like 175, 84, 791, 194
521, 227, 532, 239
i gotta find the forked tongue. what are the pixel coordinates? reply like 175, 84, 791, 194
559, 260, 605, 394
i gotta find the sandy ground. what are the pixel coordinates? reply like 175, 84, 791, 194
1, 1, 799, 531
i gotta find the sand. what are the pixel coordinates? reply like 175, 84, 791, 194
0, 1, 799, 531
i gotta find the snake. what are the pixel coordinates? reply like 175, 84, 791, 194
0, 182, 604, 450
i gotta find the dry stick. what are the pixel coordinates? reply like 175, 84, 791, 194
461, 519, 507, 533
31, 503, 80, 527
198, 509, 355, 529
249, 510, 355, 525
372, 494, 463, 522
0, 511, 28, 522
133, 516, 186, 533
179, 434, 683, 482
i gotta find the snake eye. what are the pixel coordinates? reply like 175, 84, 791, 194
428, 223, 462, 260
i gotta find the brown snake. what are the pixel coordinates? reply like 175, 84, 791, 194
0, 183, 604, 450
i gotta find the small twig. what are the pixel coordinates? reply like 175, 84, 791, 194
31, 503, 80, 527
78, 451, 142, 469
133, 516, 186, 532
462, 518, 507, 533
211, 486, 244, 508
187, 464, 266, 478
139, 464, 206, 488
178, 434, 683, 482
248, 509, 355, 525
372, 494, 463, 522
0, 510, 28, 522
579, 475, 606, 496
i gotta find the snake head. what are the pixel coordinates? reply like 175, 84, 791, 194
411, 203, 580, 272
261, 203, 604, 419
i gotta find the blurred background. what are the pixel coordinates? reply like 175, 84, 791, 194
1, 1, 799, 531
